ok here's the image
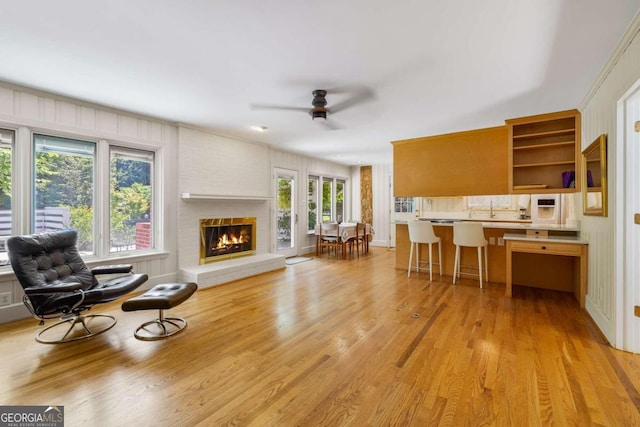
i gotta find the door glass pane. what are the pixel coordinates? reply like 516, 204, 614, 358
110, 148, 154, 252
322, 177, 333, 222
308, 175, 319, 231
0, 129, 14, 266
277, 175, 294, 250
34, 134, 95, 254
336, 179, 345, 223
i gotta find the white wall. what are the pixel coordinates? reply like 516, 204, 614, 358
0, 82, 180, 323
372, 163, 393, 248
349, 163, 393, 249
176, 125, 354, 265
580, 14, 640, 349
178, 126, 271, 197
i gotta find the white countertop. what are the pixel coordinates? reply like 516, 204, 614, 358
503, 232, 588, 244
395, 219, 580, 232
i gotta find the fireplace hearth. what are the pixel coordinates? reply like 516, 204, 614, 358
200, 217, 256, 264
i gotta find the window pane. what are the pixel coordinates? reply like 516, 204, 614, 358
336, 179, 345, 222
0, 129, 14, 265
308, 175, 319, 231
466, 195, 513, 208
322, 177, 332, 222
394, 197, 414, 213
34, 134, 95, 254
110, 148, 154, 252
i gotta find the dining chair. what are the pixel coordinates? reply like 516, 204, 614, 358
339, 223, 359, 258
319, 222, 340, 258
355, 222, 367, 256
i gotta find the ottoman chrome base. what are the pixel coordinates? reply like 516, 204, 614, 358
122, 282, 197, 341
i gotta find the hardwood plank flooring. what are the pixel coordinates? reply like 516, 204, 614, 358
1, 248, 640, 426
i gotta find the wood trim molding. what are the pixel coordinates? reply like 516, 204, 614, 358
360, 166, 373, 224
581, 11, 640, 108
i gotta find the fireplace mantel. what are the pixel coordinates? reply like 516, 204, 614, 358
180, 193, 271, 201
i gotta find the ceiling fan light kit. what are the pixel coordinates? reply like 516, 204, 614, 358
311, 109, 327, 120
310, 89, 328, 120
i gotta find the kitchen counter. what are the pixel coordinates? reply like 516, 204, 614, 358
395, 220, 582, 290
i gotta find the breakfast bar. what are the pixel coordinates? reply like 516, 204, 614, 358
395, 219, 587, 306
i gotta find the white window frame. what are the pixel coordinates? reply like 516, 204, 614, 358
0, 123, 163, 271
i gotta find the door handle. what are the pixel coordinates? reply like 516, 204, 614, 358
295, 214, 299, 224
635, 213, 640, 225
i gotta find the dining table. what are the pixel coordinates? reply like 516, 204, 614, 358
315, 222, 372, 258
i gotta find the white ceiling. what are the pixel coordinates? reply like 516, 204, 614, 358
1, 1, 639, 165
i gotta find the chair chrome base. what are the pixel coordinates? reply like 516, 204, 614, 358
35, 314, 117, 344
133, 310, 187, 341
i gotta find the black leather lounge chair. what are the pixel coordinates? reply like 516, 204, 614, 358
7, 229, 148, 344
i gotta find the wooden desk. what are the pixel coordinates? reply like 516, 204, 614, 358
504, 233, 588, 308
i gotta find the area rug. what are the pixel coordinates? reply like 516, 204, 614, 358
285, 257, 313, 265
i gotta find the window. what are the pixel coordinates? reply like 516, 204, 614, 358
110, 148, 154, 252
0, 127, 159, 271
394, 197, 414, 213
34, 134, 95, 254
0, 129, 14, 264
308, 174, 348, 230
466, 195, 513, 209
307, 175, 319, 232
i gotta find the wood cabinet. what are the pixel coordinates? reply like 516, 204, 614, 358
392, 126, 508, 197
506, 109, 581, 194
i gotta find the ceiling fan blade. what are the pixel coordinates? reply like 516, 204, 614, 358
250, 103, 309, 113
318, 119, 340, 130
329, 87, 375, 114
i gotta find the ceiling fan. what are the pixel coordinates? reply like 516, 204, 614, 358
251, 86, 374, 128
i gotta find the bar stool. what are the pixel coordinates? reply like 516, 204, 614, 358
453, 222, 488, 288
407, 220, 442, 281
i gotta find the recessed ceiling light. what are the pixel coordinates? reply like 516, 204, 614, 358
251, 125, 268, 132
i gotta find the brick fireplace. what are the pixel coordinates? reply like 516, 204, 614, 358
177, 194, 284, 289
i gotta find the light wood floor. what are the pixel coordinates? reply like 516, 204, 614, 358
1, 247, 640, 426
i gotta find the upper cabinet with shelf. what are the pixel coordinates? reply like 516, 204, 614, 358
506, 109, 581, 193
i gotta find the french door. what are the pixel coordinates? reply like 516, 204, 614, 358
620, 83, 640, 351
274, 168, 298, 257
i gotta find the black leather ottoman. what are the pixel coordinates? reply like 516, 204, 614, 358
122, 282, 198, 341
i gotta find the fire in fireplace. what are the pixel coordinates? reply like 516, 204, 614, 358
200, 217, 256, 264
